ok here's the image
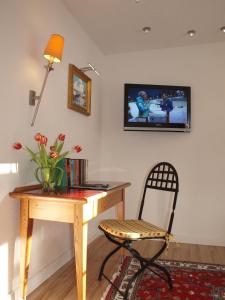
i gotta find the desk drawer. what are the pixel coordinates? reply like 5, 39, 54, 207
29, 200, 74, 223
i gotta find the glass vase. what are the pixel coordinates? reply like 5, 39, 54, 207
35, 166, 63, 192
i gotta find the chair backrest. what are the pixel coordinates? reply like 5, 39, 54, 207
138, 162, 179, 234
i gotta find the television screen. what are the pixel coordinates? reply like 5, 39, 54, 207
124, 83, 191, 132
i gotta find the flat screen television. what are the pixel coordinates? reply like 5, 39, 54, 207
124, 83, 191, 132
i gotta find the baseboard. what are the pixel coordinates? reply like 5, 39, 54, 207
12, 248, 74, 299
174, 233, 225, 247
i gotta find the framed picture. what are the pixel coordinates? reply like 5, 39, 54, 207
68, 64, 91, 115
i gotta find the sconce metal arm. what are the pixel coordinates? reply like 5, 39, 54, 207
80, 63, 100, 76
30, 63, 54, 126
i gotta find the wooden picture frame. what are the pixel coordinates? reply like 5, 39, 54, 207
68, 64, 91, 115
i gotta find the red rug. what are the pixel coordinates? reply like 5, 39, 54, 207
101, 256, 225, 300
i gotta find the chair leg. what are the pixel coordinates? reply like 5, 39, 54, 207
151, 261, 173, 289
98, 245, 121, 280
99, 232, 173, 298
126, 243, 144, 268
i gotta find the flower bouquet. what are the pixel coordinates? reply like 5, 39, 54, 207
13, 133, 82, 191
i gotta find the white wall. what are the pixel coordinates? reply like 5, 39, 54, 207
0, 0, 106, 298
100, 42, 225, 247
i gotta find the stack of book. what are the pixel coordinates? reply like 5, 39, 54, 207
57, 158, 87, 187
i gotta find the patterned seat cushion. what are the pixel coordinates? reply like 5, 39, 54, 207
99, 219, 172, 240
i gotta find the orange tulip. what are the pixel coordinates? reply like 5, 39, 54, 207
58, 134, 65, 141
40, 136, 48, 145
73, 145, 82, 153
13, 143, 22, 150
49, 151, 58, 158
34, 133, 42, 141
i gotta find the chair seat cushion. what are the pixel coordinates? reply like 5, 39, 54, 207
99, 219, 172, 240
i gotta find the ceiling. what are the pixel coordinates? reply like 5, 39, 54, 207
63, 0, 225, 55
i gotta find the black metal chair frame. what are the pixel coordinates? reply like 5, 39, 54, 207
98, 162, 179, 299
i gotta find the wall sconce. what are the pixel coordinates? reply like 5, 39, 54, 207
29, 34, 64, 126
80, 63, 100, 76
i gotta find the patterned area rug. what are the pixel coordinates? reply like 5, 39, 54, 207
101, 256, 225, 300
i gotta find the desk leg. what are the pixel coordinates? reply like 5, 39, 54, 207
116, 189, 125, 257
116, 189, 125, 220
20, 199, 33, 299
74, 205, 88, 300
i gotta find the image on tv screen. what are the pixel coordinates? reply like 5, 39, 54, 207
127, 86, 189, 125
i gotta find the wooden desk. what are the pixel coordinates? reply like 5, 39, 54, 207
9, 182, 130, 300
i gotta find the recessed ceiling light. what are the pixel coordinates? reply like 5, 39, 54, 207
142, 26, 151, 33
220, 26, 225, 33
187, 30, 196, 37
135, 0, 141, 3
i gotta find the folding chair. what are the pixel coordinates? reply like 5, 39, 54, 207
98, 162, 179, 299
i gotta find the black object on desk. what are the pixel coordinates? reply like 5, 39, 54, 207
72, 183, 110, 190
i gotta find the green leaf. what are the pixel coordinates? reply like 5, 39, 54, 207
39, 144, 48, 167
25, 146, 40, 165
53, 137, 58, 148
56, 141, 64, 154
58, 151, 69, 158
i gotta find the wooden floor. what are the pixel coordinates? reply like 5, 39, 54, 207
28, 236, 225, 300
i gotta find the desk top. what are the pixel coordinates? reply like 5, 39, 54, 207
9, 182, 131, 204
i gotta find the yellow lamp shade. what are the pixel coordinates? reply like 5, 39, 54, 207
43, 34, 64, 63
